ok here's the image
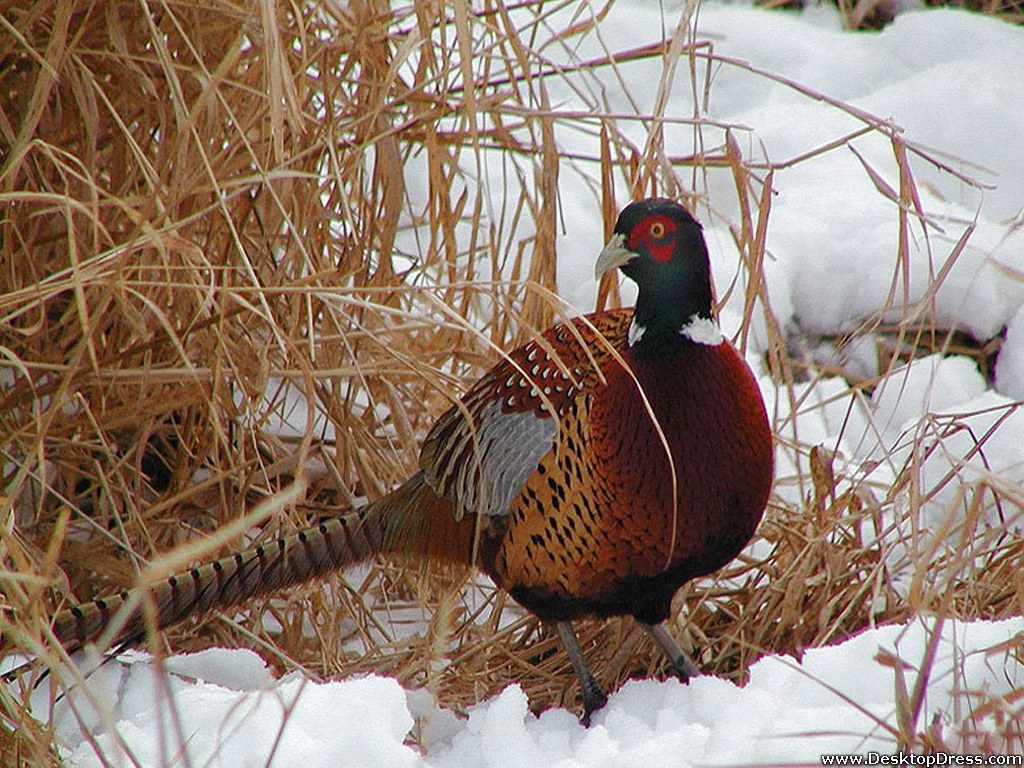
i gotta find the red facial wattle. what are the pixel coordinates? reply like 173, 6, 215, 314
628, 214, 679, 263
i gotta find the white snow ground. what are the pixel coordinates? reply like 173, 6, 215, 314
12, 0, 1024, 764
16, 617, 1021, 767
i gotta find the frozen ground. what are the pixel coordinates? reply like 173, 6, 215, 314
12, 0, 1024, 764
15, 617, 1020, 767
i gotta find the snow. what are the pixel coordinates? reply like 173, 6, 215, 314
723, 8, 1024, 343
52, 660, 420, 768
28, 618, 1022, 766
997, 304, 1024, 400
868, 354, 989, 457
10, 0, 1024, 764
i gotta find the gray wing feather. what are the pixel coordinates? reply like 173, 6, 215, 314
421, 393, 557, 520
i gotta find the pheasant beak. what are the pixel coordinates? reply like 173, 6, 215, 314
594, 233, 637, 280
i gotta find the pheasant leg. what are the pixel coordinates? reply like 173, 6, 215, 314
641, 622, 700, 681
555, 621, 608, 725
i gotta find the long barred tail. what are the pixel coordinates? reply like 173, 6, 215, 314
50, 508, 385, 654
27, 469, 477, 657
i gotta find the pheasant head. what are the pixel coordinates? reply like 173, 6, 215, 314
595, 198, 720, 349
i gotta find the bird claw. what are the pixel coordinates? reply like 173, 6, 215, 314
641, 622, 701, 683
580, 686, 609, 727
670, 655, 700, 683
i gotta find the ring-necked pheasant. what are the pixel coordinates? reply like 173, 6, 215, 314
28, 198, 774, 721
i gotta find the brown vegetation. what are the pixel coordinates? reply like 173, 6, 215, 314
1, 0, 1021, 762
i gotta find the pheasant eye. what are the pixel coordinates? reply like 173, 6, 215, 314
649, 221, 665, 239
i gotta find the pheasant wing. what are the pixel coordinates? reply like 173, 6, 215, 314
418, 310, 631, 522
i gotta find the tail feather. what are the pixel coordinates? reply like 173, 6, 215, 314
39, 466, 483, 659
50, 509, 383, 654
40, 470, 479, 655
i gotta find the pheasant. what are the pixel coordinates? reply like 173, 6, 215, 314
29, 198, 774, 721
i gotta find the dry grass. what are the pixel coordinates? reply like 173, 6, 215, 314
1, 0, 1022, 762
